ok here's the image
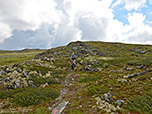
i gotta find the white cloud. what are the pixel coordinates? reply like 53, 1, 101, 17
124, 0, 146, 11
0, 0, 152, 50
0, 0, 60, 43
0, 23, 12, 42
112, 0, 146, 11
150, 0, 152, 4
122, 12, 152, 44
112, 0, 123, 8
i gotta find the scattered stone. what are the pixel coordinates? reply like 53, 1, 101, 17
17, 68, 22, 73
96, 51, 105, 56
95, 97, 119, 113
5, 85, 14, 90
12, 64, 19, 68
36, 62, 43, 66
41, 83, 49, 88
101, 93, 113, 103
124, 73, 138, 79
4, 78, 12, 82
138, 71, 146, 75
14, 79, 21, 88
79, 105, 82, 108
124, 71, 146, 79
136, 51, 147, 54
115, 100, 124, 106
5, 67, 11, 73
28, 80, 36, 88
22, 72, 29, 78
37, 71, 42, 76
34, 52, 47, 60
117, 79, 127, 83
136, 65, 145, 69
0, 70, 5, 76
52, 59, 55, 62
41, 57, 50, 62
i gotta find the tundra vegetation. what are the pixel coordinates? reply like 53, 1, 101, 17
0, 41, 152, 114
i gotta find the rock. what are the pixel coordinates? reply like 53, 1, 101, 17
138, 71, 146, 75
115, 100, 124, 106
124, 73, 138, 79
136, 51, 147, 54
117, 79, 127, 83
22, 79, 28, 87
124, 71, 146, 79
80, 49, 88, 54
41, 57, 50, 62
41, 83, 49, 88
96, 51, 105, 56
17, 68, 22, 73
36, 62, 43, 66
4, 78, 12, 82
28, 80, 36, 88
5, 67, 11, 73
22, 72, 29, 78
52, 59, 55, 62
14, 79, 21, 88
79, 105, 82, 108
34, 52, 47, 59
0, 70, 5, 76
101, 93, 113, 103
12, 64, 19, 68
5, 85, 14, 90
37, 71, 42, 76
95, 97, 119, 113
136, 65, 145, 69
85, 65, 93, 71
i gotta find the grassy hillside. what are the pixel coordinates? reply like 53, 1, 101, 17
0, 49, 45, 66
0, 41, 152, 114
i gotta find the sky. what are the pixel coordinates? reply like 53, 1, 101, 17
0, 0, 152, 50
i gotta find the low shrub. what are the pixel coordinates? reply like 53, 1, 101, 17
28, 75, 59, 86
0, 88, 25, 99
12, 88, 59, 106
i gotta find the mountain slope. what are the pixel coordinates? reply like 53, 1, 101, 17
0, 41, 152, 114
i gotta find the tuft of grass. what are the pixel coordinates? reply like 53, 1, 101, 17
126, 90, 152, 114
87, 85, 110, 96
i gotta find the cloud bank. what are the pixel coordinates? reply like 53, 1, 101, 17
0, 0, 152, 50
